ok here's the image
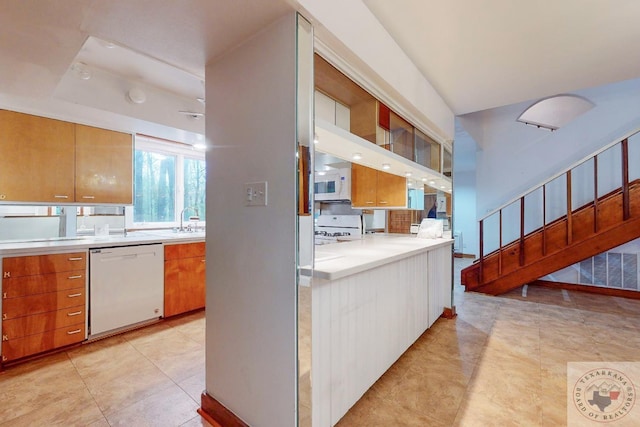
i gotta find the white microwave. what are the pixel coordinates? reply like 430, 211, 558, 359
314, 168, 351, 201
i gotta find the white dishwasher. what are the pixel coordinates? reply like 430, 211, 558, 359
89, 244, 164, 338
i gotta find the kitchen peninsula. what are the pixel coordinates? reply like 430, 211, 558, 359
301, 234, 453, 426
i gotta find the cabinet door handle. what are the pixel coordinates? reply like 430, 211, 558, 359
379, 201, 388, 204
366, 201, 374, 204
2, 334, 8, 342
201, 259, 206, 263
81, 195, 95, 199
67, 275, 83, 280
68, 257, 83, 261
66, 329, 82, 335
54, 195, 69, 199
67, 311, 82, 317
67, 293, 82, 298
3, 271, 10, 278
2, 313, 6, 320
2, 292, 6, 299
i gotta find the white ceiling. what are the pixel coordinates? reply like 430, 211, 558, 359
363, 0, 640, 115
2, 1, 640, 142
0, 0, 294, 141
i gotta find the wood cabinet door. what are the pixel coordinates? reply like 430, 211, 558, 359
351, 164, 377, 207
0, 110, 75, 202
164, 243, 206, 317
377, 170, 407, 207
75, 124, 133, 204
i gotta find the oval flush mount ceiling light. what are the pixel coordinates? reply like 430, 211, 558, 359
126, 87, 146, 104
517, 94, 594, 131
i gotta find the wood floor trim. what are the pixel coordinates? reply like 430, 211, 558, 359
441, 306, 457, 319
200, 392, 249, 427
532, 279, 640, 300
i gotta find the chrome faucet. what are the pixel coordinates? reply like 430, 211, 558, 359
179, 206, 199, 232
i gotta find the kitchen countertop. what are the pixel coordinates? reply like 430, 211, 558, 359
0, 230, 206, 257
300, 234, 453, 281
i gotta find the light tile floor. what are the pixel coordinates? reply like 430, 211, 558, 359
0, 311, 212, 427
337, 258, 640, 426
2, 258, 639, 426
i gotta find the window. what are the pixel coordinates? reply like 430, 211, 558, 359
134, 150, 176, 223
183, 157, 206, 221
127, 135, 205, 228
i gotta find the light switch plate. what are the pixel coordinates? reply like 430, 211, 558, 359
244, 181, 267, 206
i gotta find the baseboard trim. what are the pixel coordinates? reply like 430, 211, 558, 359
532, 280, 640, 300
441, 306, 457, 319
454, 253, 475, 259
200, 392, 249, 427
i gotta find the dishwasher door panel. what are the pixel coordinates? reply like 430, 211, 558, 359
89, 244, 164, 337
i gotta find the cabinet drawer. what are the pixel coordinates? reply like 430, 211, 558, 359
164, 242, 205, 260
2, 270, 86, 298
2, 323, 85, 362
2, 306, 85, 339
2, 287, 85, 320
2, 252, 86, 278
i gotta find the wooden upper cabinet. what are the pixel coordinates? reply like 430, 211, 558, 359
377, 170, 407, 207
351, 164, 378, 207
351, 164, 407, 208
0, 110, 75, 202
75, 124, 133, 204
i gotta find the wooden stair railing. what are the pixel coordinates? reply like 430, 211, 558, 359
462, 136, 640, 295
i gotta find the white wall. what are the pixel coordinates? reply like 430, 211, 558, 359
205, 14, 297, 427
453, 170, 478, 257
463, 78, 640, 219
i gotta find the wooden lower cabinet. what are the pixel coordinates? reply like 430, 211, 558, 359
2, 252, 87, 364
164, 242, 206, 317
2, 324, 86, 362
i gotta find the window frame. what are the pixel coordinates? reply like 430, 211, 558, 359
125, 135, 205, 230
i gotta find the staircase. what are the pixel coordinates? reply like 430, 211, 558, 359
462, 136, 640, 295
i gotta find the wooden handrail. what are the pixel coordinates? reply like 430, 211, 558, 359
519, 197, 524, 266
479, 219, 484, 282
622, 138, 630, 220
498, 210, 503, 274
471, 132, 638, 292
566, 170, 572, 245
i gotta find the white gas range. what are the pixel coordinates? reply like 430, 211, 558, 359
314, 215, 363, 245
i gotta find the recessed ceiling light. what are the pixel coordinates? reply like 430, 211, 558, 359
314, 133, 319, 144
421, 177, 427, 182
317, 171, 326, 176
382, 163, 390, 170
429, 180, 436, 185
193, 143, 207, 151
440, 185, 446, 189
352, 152, 362, 160
407, 181, 413, 187
405, 171, 412, 177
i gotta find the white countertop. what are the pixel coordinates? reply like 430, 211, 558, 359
300, 234, 453, 281
0, 230, 206, 256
